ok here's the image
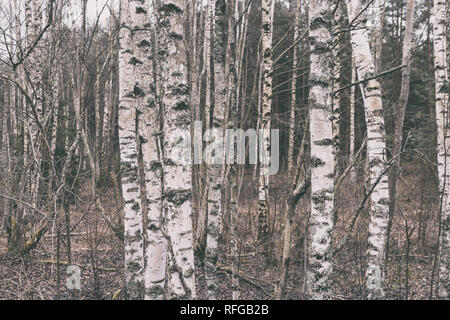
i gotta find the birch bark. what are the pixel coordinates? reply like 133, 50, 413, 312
275, 0, 303, 300
332, 4, 342, 179
346, 0, 391, 299
118, 0, 145, 299
387, 0, 415, 260
367, 0, 384, 73
258, 0, 275, 248
129, 0, 168, 301
288, 0, 302, 178
25, 0, 43, 211
195, 0, 214, 257
433, 0, 450, 299
306, 0, 335, 300
204, 0, 227, 300
349, 59, 355, 181
157, 0, 196, 299
225, 0, 240, 299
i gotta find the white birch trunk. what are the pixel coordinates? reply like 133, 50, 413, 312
258, 0, 275, 246
288, 0, 302, 178
157, 0, 196, 299
103, 68, 112, 160
103, 4, 117, 164
367, 0, 384, 73
51, 67, 60, 157
346, 0, 391, 299
127, 0, 168, 301
226, 0, 240, 299
332, 4, 341, 178
433, 0, 450, 299
94, 50, 102, 179
195, 0, 214, 256
25, 0, 43, 210
387, 0, 415, 259
118, 0, 145, 299
306, 0, 335, 300
349, 58, 356, 181
204, 0, 227, 300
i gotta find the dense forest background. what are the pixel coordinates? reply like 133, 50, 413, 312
0, 0, 449, 300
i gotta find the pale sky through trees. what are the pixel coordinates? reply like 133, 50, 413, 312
0, 0, 114, 29
0, 0, 113, 58
82, 0, 115, 24
67, 0, 114, 26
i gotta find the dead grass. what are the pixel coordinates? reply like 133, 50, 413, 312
0, 161, 442, 299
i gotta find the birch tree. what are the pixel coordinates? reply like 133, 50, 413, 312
367, 0, 384, 73
225, 0, 240, 299
25, 0, 43, 213
118, 0, 145, 299
103, 1, 118, 171
0, 81, 13, 247
307, 0, 335, 300
433, 0, 450, 299
332, 3, 342, 179
121, 0, 168, 301
204, 0, 227, 300
258, 0, 275, 248
346, 0, 391, 299
349, 59, 356, 182
287, 0, 302, 178
157, 0, 196, 299
195, 0, 214, 258
387, 0, 415, 259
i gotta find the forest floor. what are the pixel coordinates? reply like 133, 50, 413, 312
0, 162, 441, 300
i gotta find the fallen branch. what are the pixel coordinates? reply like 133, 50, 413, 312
217, 265, 272, 298
20, 224, 48, 255
36, 259, 117, 272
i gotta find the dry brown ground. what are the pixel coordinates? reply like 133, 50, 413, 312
0, 161, 441, 299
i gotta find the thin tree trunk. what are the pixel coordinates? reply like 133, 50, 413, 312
258, 0, 275, 252
433, 0, 450, 299
274, 116, 309, 299
26, 0, 43, 212
287, 0, 302, 179
195, 0, 214, 256
118, 0, 145, 299
386, 0, 415, 262
204, 0, 227, 300
346, 0, 391, 299
226, 0, 240, 300
332, 3, 342, 180
368, 0, 384, 73
306, 0, 335, 300
349, 59, 356, 181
